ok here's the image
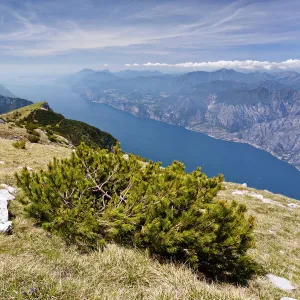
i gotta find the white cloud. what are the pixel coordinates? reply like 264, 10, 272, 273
1, 0, 300, 60
125, 60, 300, 71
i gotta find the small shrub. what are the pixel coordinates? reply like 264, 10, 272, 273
28, 134, 40, 143
12, 140, 26, 149
45, 128, 53, 135
48, 135, 58, 143
26, 129, 40, 136
16, 143, 255, 280
25, 123, 39, 131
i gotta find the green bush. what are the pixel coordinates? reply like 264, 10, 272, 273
25, 123, 39, 131
12, 140, 26, 149
27, 134, 40, 143
16, 143, 255, 280
48, 135, 58, 143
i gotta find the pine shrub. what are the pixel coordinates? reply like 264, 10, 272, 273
27, 134, 40, 143
16, 143, 255, 279
12, 140, 26, 149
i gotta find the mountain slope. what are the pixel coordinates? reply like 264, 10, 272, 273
69, 68, 300, 170
0, 136, 299, 300
0, 95, 32, 115
0, 101, 118, 150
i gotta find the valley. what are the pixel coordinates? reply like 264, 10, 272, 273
66, 69, 300, 170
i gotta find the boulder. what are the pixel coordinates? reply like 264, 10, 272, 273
232, 190, 244, 195
0, 188, 15, 233
0, 184, 16, 194
0, 221, 12, 233
0, 189, 15, 201
266, 274, 296, 291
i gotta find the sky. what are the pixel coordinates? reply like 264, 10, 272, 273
1, 0, 300, 76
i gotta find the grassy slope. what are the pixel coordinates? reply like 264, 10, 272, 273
0, 138, 299, 299
0, 101, 47, 121
1, 101, 117, 150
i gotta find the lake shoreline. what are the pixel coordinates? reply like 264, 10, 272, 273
91, 99, 300, 173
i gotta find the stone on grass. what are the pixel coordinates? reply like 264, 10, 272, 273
0, 161, 4, 165
232, 190, 244, 195
280, 298, 297, 300
232, 190, 285, 207
0, 184, 16, 194
242, 183, 247, 187
266, 274, 296, 291
0, 187, 15, 234
0, 221, 12, 233
287, 203, 299, 208
0, 189, 15, 201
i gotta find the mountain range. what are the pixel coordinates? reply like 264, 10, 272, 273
62, 68, 300, 170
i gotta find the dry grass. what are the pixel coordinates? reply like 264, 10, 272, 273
0, 101, 46, 122
0, 138, 299, 299
0, 137, 71, 184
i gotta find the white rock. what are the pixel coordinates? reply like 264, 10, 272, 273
242, 183, 247, 187
0, 189, 15, 228
288, 203, 299, 208
0, 189, 15, 201
280, 298, 297, 300
232, 190, 244, 195
27, 167, 33, 171
266, 274, 296, 291
0, 206, 9, 223
0, 221, 12, 233
0, 161, 4, 165
268, 230, 276, 235
0, 184, 16, 194
280, 250, 285, 254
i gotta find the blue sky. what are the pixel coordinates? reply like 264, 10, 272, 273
1, 0, 300, 76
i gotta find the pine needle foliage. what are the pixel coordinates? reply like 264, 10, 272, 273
16, 143, 255, 279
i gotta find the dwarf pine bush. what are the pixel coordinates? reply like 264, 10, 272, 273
16, 143, 255, 279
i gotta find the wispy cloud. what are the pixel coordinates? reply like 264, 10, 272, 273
125, 60, 300, 71
1, 0, 300, 75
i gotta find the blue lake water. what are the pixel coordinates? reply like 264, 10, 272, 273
6, 81, 300, 200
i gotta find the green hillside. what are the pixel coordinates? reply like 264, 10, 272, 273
0, 101, 117, 150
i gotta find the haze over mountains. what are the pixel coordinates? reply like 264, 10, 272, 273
60, 68, 300, 170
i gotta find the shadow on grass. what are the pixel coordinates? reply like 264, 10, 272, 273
196, 256, 264, 286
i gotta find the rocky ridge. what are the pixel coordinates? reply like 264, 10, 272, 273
68, 68, 300, 170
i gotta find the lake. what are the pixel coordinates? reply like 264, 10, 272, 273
6, 80, 300, 200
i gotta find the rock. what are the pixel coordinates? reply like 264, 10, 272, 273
232, 190, 244, 195
268, 230, 276, 235
280, 298, 297, 300
0, 188, 15, 233
288, 203, 299, 208
27, 167, 33, 171
266, 274, 296, 291
0, 221, 12, 233
0, 184, 16, 194
242, 183, 247, 187
0, 161, 4, 165
0, 199, 9, 223
0, 189, 15, 201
